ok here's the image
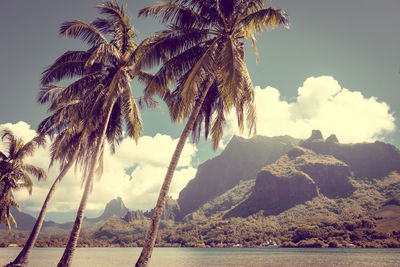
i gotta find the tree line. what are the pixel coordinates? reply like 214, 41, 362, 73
0, 1, 288, 266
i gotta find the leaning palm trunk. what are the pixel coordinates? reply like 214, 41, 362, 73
57, 102, 115, 267
136, 79, 213, 267
8, 158, 75, 267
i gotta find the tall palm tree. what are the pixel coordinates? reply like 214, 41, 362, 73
0, 129, 47, 234
53, 1, 158, 265
8, 1, 154, 267
134, 0, 288, 265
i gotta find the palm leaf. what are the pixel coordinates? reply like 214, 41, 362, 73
60, 20, 108, 46
180, 37, 220, 119
23, 164, 47, 181
239, 7, 289, 36
0, 152, 7, 161
41, 60, 102, 86
38, 85, 65, 104
121, 83, 143, 143
139, 2, 208, 29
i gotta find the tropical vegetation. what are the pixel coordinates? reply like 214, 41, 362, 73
2, 173, 400, 249
0, 129, 46, 234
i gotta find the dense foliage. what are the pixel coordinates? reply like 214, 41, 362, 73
2, 173, 400, 249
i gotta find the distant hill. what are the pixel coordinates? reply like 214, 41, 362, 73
0, 208, 37, 231
177, 135, 299, 220
0, 197, 130, 233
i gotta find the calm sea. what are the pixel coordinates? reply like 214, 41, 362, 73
1, 247, 399, 267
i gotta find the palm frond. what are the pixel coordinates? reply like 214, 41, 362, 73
38, 85, 65, 104
106, 99, 123, 154
217, 36, 245, 111
121, 83, 143, 143
210, 98, 226, 150
239, 7, 289, 36
134, 27, 209, 72
139, 2, 208, 29
137, 96, 160, 111
0, 151, 7, 161
143, 44, 206, 98
23, 164, 47, 181
41, 60, 102, 86
180, 37, 220, 120
60, 20, 108, 46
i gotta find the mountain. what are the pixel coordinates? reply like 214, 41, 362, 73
3, 131, 400, 248
177, 135, 299, 220
0, 208, 37, 231
124, 210, 146, 222
144, 196, 180, 221
300, 130, 400, 179
0, 197, 129, 233
87, 196, 128, 222
189, 131, 400, 219
224, 146, 355, 218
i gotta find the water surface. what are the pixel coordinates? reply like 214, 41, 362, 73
1, 247, 399, 266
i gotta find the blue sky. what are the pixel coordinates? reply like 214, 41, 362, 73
1, 0, 399, 221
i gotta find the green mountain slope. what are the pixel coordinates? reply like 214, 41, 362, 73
177, 135, 299, 219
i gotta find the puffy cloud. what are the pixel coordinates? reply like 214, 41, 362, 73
2, 75, 396, 220
0, 122, 197, 217
224, 76, 395, 145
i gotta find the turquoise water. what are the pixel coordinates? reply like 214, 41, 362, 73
1, 247, 399, 266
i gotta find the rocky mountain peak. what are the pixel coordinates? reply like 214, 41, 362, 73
326, 134, 339, 143
300, 131, 400, 179
97, 197, 129, 221
145, 196, 180, 221
123, 210, 146, 222
309, 130, 323, 141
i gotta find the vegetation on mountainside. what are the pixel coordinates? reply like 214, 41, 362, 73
184, 179, 255, 221
2, 172, 400, 249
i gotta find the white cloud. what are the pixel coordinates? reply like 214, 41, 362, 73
224, 75, 395, 145
1, 75, 396, 220
1, 122, 198, 217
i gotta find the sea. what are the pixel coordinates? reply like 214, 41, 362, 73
0, 247, 399, 267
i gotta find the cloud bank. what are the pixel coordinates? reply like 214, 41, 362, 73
0, 122, 197, 217
1, 76, 396, 220
224, 76, 395, 145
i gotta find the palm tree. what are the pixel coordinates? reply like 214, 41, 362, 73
8, 1, 154, 266
53, 1, 157, 265
7, 117, 93, 266
134, 0, 288, 265
0, 129, 47, 234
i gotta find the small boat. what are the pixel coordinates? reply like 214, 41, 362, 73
260, 240, 280, 248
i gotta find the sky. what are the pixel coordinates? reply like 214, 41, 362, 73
0, 0, 399, 222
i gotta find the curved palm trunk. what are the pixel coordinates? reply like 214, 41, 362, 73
8, 158, 75, 267
135, 79, 213, 267
57, 102, 115, 267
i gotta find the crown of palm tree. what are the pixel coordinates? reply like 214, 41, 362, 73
37, 1, 158, 180
136, 0, 288, 149
0, 129, 47, 233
